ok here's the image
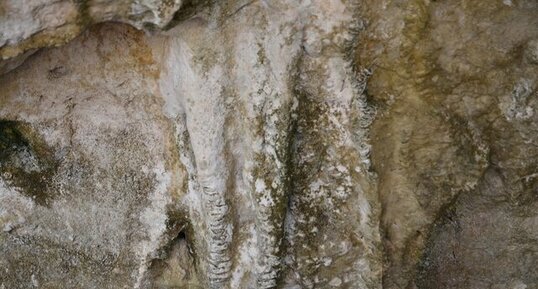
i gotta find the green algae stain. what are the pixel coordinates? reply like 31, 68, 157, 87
74, 0, 92, 27
0, 120, 58, 206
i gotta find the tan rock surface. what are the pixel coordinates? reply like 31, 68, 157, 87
0, 0, 537, 288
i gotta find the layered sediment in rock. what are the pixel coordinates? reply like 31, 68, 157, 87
0, 0, 537, 289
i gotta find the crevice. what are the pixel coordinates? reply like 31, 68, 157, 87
147, 216, 200, 289
163, 0, 214, 30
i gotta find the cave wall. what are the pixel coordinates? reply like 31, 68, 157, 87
0, 0, 537, 289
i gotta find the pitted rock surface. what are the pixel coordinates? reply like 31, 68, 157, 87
0, 1, 537, 288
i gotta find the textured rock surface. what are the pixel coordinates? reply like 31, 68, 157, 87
0, 0, 537, 289
0, 0, 183, 74
358, 1, 538, 288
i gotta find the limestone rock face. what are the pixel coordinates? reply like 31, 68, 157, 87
0, 0, 183, 74
359, 1, 538, 288
0, 1, 537, 289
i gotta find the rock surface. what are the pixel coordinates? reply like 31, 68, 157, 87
0, 0, 183, 74
0, 0, 537, 289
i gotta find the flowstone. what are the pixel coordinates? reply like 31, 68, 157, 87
0, 0, 537, 289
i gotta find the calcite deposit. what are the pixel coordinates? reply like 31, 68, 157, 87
0, 0, 537, 289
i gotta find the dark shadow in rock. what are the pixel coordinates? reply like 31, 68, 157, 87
0, 120, 58, 206
147, 213, 202, 289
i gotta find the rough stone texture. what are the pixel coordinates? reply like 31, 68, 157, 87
358, 1, 538, 288
0, 0, 537, 289
0, 24, 185, 288
0, 0, 183, 74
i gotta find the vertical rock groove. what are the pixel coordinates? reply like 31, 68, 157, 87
3, 0, 536, 288
176, 46, 233, 288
